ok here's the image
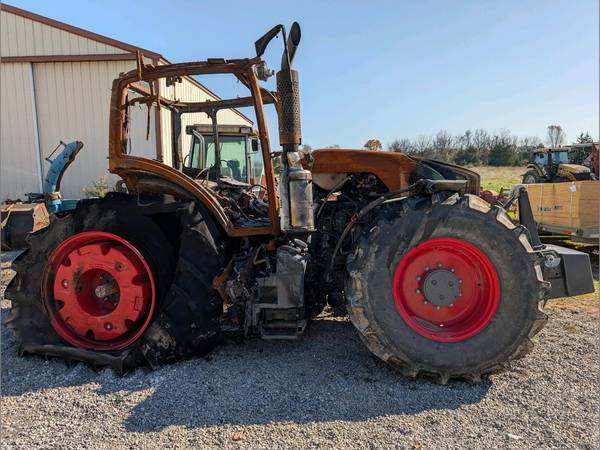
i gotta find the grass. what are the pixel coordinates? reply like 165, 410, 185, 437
468, 166, 527, 192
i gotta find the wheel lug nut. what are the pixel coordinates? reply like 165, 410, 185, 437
105, 323, 113, 330
62, 279, 69, 288
450, 268, 455, 273
437, 263, 443, 268
423, 301, 428, 305
416, 289, 421, 294
416, 276, 421, 281
435, 306, 440, 310
449, 303, 454, 307
459, 280, 462, 284
439, 323, 445, 327
115, 263, 124, 272
424, 266, 430, 272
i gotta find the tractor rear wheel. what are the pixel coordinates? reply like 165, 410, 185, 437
5, 195, 224, 371
345, 193, 549, 383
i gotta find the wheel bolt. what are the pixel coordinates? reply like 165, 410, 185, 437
437, 263, 443, 268
416, 289, 421, 294
449, 303, 454, 307
423, 301, 428, 305
115, 262, 124, 272
450, 268, 455, 273
105, 323, 113, 330
424, 266, 430, 272
439, 323, 445, 327
459, 279, 463, 284
436, 306, 441, 310
62, 279, 69, 288
416, 276, 421, 281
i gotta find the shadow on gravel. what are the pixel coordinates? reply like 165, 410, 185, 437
1, 304, 490, 430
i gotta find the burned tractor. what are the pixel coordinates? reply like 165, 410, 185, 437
6, 23, 594, 382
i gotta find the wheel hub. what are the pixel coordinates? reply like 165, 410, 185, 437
392, 237, 500, 342
43, 231, 156, 351
422, 269, 461, 307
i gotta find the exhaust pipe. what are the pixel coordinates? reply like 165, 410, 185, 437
276, 22, 314, 233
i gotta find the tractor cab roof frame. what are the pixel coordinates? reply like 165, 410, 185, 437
108, 54, 280, 237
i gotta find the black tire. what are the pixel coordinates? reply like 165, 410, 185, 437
522, 170, 543, 184
345, 193, 550, 383
137, 202, 225, 367
5, 195, 224, 371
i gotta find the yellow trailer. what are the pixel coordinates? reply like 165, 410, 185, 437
525, 181, 599, 244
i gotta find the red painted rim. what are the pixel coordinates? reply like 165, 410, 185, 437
393, 237, 500, 342
42, 231, 156, 351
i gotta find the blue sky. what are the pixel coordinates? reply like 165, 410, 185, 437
9, 0, 599, 147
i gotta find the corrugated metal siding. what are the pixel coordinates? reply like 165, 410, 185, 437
1, 8, 253, 200
32, 60, 157, 198
0, 62, 41, 200
160, 76, 252, 162
0, 10, 127, 57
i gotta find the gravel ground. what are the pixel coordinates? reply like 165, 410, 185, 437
1, 262, 598, 449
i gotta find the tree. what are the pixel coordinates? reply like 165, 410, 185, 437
546, 125, 565, 148
516, 136, 542, 165
454, 130, 480, 165
433, 130, 454, 161
364, 139, 382, 150
488, 129, 518, 166
576, 132, 594, 144
388, 138, 412, 153
413, 135, 434, 157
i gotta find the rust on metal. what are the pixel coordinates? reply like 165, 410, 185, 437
309, 149, 417, 191
108, 56, 281, 237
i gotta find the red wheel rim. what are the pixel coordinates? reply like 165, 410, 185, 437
392, 237, 500, 342
43, 231, 156, 350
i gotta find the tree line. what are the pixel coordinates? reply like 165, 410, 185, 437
319, 127, 594, 166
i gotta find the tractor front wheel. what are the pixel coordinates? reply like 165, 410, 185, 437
522, 170, 543, 184
345, 194, 549, 383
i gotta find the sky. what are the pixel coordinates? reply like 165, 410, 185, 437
8, 0, 599, 148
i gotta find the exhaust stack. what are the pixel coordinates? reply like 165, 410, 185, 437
275, 22, 314, 233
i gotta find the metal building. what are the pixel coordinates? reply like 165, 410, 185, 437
0, 4, 252, 200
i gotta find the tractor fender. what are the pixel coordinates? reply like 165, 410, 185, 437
526, 164, 545, 177
113, 161, 232, 235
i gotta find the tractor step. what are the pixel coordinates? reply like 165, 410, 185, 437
259, 319, 307, 339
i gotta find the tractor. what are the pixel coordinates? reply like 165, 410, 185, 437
522, 147, 595, 184
5, 23, 594, 383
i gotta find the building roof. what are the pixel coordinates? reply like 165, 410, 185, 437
0, 3, 252, 124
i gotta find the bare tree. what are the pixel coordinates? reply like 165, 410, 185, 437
546, 125, 565, 148
433, 130, 454, 161
388, 138, 412, 153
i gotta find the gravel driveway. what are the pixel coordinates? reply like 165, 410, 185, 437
1, 263, 598, 449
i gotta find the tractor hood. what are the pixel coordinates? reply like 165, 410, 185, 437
307, 149, 480, 195
560, 163, 591, 174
